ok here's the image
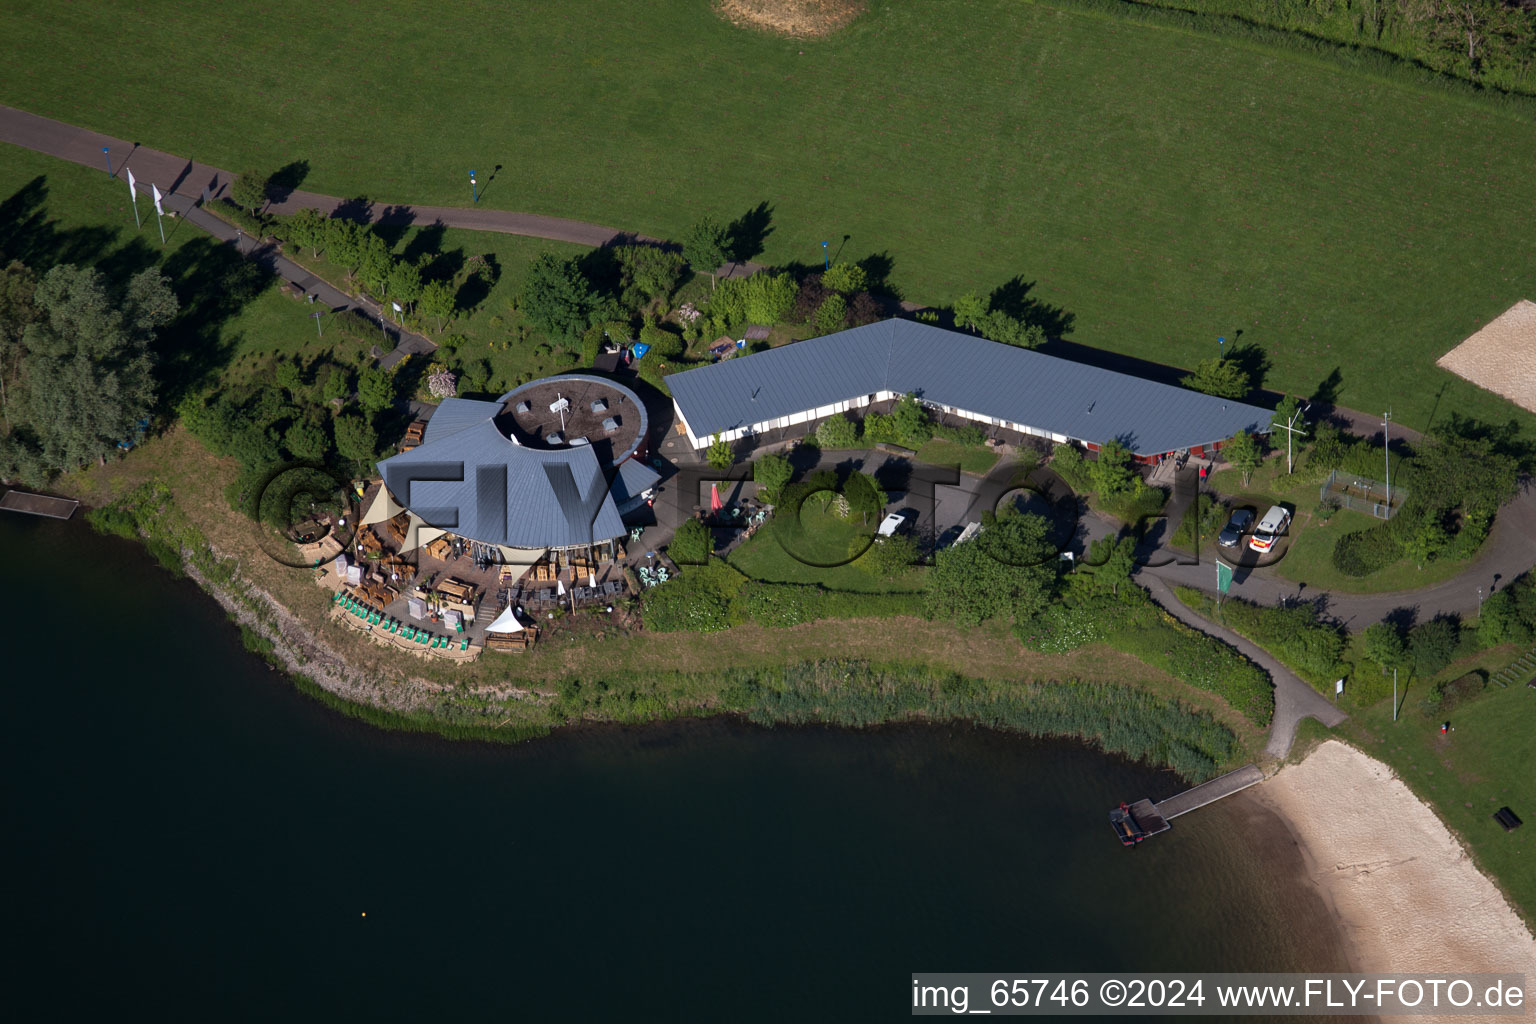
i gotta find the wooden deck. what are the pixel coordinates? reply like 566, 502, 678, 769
1126, 799, 1170, 837
1152, 764, 1265, 820
0, 489, 79, 519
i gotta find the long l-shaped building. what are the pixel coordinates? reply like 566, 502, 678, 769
665, 318, 1273, 462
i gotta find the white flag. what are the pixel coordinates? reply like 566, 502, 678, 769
151, 184, 165, 217
556, 579, 566, 596
588, 572, 596, 589
126, 167, 137, 203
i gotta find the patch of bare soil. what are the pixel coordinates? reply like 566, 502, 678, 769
714, 0, 867, 38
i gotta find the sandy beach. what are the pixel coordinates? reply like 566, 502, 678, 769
1254, 740, 1534, 1018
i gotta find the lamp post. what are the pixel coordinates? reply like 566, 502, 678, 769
1478, 586, 1484, 618
822, 240, 828, 270
1218, 335, 1225, 358
1382, 409, 1392, 510
1273, 400, 1311, 475
469, 170, 478, 204
102, 146, 113, 178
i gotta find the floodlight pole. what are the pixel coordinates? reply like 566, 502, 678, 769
1218, 335, 1225, 358
1392, 668, 1398, 722
312, 311, 323, 338
822, 241, 828, 270
102, 146, 114, 178
1272, 400, 1310, 475
1382, 409, 1392, 509
469, 170, 478, 204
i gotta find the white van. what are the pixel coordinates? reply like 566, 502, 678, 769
1248, 505, 1291, 552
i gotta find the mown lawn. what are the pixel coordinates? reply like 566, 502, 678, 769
726, 502, 924, 594
915, 438, 999, 476
5, 1, 1536, 438
1339, 677, 1536, 927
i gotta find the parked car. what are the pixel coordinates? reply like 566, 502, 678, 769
878, 511, 911, 537
1217, 508, 1255, 548
1248, 505, 1292, 553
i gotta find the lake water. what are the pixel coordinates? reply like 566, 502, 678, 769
1, 510, 1352, 1019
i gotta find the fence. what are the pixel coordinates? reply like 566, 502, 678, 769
1320, 469, 1406, 520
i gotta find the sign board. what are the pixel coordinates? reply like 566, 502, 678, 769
1216, 560, 1234, 595
1335, 678, 1345, 695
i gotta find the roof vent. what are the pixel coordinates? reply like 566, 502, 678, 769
515, 401, 531, 414
549, 397, 570, 414
602, 417, 619, 433
590, 399, 608, 413
545, 432, 563, 445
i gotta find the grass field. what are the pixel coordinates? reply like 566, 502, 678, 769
726, 500, 925, 593
915, 438, 1000, 476
1339, 677, 1536, 925
4, 1, 1536, 438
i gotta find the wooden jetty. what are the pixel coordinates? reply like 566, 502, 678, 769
0, 489, 79, 520
1109, 764, 1264, 845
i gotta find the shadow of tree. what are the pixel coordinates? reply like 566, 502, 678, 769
266, 159, 311, 205
986, 276, 1075, 338
331, 195, 374, 224
401, 219, 447, 265
0, 175, 123, 271
1312, 367, 1343, 407
856, 250, 898, 298
157, 237, 277, 405
726, 201, 774, 263
1226, 342, 1272, 394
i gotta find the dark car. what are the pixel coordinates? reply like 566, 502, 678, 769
1217, 508, 1255, 548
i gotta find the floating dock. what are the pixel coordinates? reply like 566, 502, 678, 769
1109, 764, 1264, 845
0, 489, 79, 520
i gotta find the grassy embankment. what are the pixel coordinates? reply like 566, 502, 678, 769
7, 0, 1536, 438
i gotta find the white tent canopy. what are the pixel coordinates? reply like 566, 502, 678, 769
485, 605, 524, 633
497, 545, 547, 569
360, 485, 405, 526
399, 513, 448, 553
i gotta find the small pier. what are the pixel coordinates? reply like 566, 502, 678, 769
0, 489, 79, 520
1109, 765, 1264, 845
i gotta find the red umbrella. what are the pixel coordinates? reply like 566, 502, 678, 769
710, 483, 724, 512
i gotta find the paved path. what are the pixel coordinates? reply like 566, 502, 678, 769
0, 104, 764, 280
1138, 573, 1347, 759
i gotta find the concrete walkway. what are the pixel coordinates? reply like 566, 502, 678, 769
0, 104, 764, 280
1138, 573, 1347, 759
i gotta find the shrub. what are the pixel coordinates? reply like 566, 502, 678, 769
1050, 443, 1092, 492
1409, 617, 1460, 678
815, 413, 859, 449
1172, 492, 1226, 549
639, 323, 684, 360
1181, 590, 1346, 686
641, 562, 745, 632
668, 518, 712, 564
1332, 522, 1405, 577
812, 293, 848, 335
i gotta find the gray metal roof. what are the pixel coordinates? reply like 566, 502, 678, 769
378, 418, 628, 549
421, 397, 502, 446
665, 319, 1274, 456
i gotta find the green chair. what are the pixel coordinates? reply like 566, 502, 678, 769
460, 638, 469, 651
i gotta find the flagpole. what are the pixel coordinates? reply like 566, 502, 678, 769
126, 169, 141, 230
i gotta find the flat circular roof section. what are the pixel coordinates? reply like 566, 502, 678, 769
496, 374, 647, 464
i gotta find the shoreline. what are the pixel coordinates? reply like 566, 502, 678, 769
1252, 741, 1535, 995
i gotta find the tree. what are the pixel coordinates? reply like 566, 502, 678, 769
639, 323, 684, 361
815, 413, 859, 449
953, 291, 987, 333
286, 208, 328, 258
842, 471, 886, 525
14, 265, 170, 475
616, 246, 687, 306
821, 261, 867, 295
1363, 621, 1407, 674
1409, 617, 1459, 678
325, 218, 363, 275
752, 453, 793, 502
521, 252, 596, 341
283, 419, 327, 462
419, 279, 454, 334
980, 309, 1045, 349
0, 260, 40, 428
1180, 356, 1251, 399
231, 170, 270, 214
812, 293, 847, 335
332, 412, 377, 469
1083, 535, 1137, 597
924, 508, 1055, 626
682, 215, 730, 280
387, 259, 423, 311
1090, 439, 1135, 497
320, 365, 352, 403
355, 233, 393, 297
890, 393, 931, 448
705, 432, 733, 471
669, 518, 712, 564
1403, 517, 1449, 569
1222, 430, 1263, 485
356, 365, 398, 414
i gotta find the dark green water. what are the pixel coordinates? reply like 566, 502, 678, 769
2, 512, 1352, 1019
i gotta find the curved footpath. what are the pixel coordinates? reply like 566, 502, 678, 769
7, 104, 1536, 757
